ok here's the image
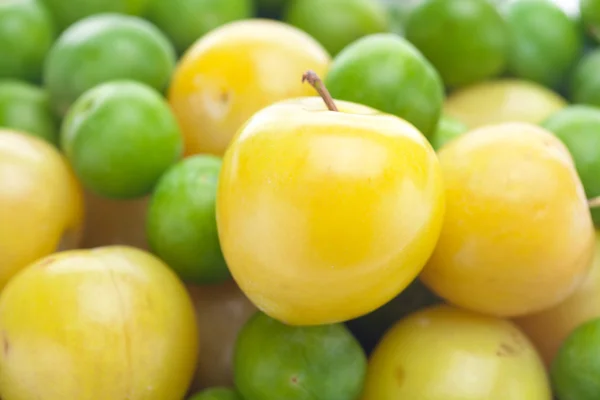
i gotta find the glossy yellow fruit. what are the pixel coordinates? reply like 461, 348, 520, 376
444, 79, 567, 129
514, 230, 600, 367
0, 129, 83, 290
168, 19, 331, 157
361, 304, 552, 400
421, 122, 595, 317
187, 281, 257, 391
80, 189, 150, 250
217, 96, 445, 326
0, 246, 199, 400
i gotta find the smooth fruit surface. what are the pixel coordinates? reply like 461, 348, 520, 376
187, 282, 257, 392
428, 114, 468, 151
44, 13, 176, 115
444, 79, 567, 129
325, 33, 444, 138
420, 122, 596, 317
168, 19, 331, 157
501, 0, 582, 88
405, 0, 509, 88
40, 0, 149, 31
145, 0, 254, 54
570, 49, 600, 107
361, 304, 552, 400
551, 317, 600, 400
60, 80, 183, 199
217, 97, 445, 325
0, 80, 59, 145
542, 105, 600, 227
234, 311, 367, 400
0, 129, 83, 291
515, 231, 600, 367
284, 0, 389, 56
0, 246, 198, 400
188, 388, 243, 400
147, 155, 229, 284
0, 0, 55, 82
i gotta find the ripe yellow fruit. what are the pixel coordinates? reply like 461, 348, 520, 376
0, 129, 83, 290
168, 19, 331, 156
217, 97, 445, 325
361, 304, 552, 400
421, 122, 595, 317
0, 246, 199, 400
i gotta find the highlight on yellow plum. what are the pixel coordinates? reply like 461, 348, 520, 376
0, 246, 199, 400
216, 89, 445, 326
361, 304, 552, 400
168, 19, 331, 157
420, 122, 595, 318
186, 281, 257, 392
444, 79, 567, 129
514, 230, 600, 367
0, 128, 83, 290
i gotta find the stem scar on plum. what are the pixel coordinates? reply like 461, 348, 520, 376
302, 70, 338, 112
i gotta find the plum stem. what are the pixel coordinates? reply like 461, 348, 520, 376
588, 196, 600, 208
302, 70, 338, 112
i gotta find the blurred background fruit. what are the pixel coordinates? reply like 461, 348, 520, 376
542, 105, 600, 227
325, 33, 444, 137
570, 48, 600, 106
168, 19, 330, 157
188, 388, 243, 400
255, 0, 287, 18
186, 282, 256, 392
40, 0, 149, 31
551, 317, 600, 400
421, 123, 595, 317
500, 0, 582, 89
233, 311, 367, 400
581, 0, 600, 42
0, 0, 55, 82
60, 80, 183, 199
0, 246, 198, 400
376, 0, 421, 36
0, 80, 59, 145
515, 231, 600, 367
405, 0, 509, 88
0, 129, 83, 291
283, 0, 389, 56
43, 13, 176, 115
147, 155, 229, 285
428, 114, 468, 150
444, 79, 567, 129
361, 304, 552, 400
145, 0, 254, 55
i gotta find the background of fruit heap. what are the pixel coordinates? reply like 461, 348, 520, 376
3, 0, 600, 399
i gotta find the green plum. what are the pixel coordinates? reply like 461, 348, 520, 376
325, 33, 444, 137
500, 0, 582, 89
428, 114, 468, 151
581, 0, 600, 42
541, 105, 600, 227
0, 0, 55, 82
234, 311, 367, 400
570, 49, 600, 107
405, 0, 509, 88
188, 387, 243, 400
147, 155, 230, 285
0, 80, 59, 145
284, 0, 389, 56
145, 0, 254, 54
40, 0, 149, 31
43, 13, 176, 115
60, 80, 183, 199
